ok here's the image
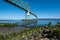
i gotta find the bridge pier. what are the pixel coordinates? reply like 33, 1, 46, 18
25, 11, 30, 20
5, 0, 38, 26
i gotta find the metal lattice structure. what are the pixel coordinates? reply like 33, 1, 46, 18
5, 0, 38, 26
6, 0, 30, 11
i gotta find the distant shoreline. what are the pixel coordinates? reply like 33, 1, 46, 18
0, 18, 60, 21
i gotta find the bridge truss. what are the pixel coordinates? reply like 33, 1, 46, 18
5, 0, 38, 26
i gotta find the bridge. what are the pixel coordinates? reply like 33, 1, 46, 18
4, 0, 38, 26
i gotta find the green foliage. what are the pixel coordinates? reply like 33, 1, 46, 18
0, 22, 60, 40
0, 23, 18, 27
56, 22, 60, 27
47, 22, 51, 27
0, 35, 5, 40
0, 26, 42, 40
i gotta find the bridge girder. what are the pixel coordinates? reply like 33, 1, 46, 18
4, 0, 38, 25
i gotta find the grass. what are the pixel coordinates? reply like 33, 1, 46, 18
0, 22, 60, 40
0, 23, 18, 27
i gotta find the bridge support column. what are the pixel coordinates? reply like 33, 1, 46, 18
25, 11, 30, 20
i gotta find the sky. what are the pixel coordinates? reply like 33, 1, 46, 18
0, 0, 60, 20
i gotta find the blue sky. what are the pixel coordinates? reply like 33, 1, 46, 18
0, 0, 60, 20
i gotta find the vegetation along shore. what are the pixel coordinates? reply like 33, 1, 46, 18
0, 22, 60, 40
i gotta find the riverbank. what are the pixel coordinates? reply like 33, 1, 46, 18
0, 23, 18, 27
0, 26, 60, 40
0, 22, 60, 40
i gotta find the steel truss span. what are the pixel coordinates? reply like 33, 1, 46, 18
5, 0, 38, 25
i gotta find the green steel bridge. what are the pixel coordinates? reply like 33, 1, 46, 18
4, 0, 38, 26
